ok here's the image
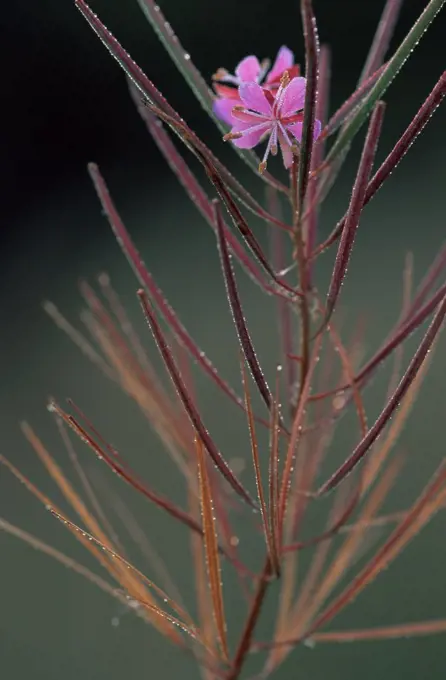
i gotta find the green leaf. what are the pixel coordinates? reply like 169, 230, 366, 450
135, 0, 288, 192
325, 0, 445, 167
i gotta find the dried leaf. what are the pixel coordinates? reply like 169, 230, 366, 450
196, 436, 230, 662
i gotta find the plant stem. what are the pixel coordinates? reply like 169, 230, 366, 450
227, 557, 273, 680
291, 159, 311, 402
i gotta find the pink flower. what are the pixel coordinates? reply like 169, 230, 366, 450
223, 72, 322, 172
212, 46, 300, 125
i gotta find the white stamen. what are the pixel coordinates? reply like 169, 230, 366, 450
262, 129, 274, 166
237, 121, 271, 138
278, 121, 293, 147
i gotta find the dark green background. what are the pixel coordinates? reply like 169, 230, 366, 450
1, 1, 446, 678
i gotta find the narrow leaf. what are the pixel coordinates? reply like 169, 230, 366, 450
362, 71, 446, 212
326, 317, 368, 437
313, 619, 446, 643
324, 0, 446, 168
406, 239, 446, 320
214, 199, 274, 414
314, 0, 405, 204
1, 447, 183, 644
302, 459, 446, 643
105, 483, 188, 613
268, 188, 297, 408
141, 99, 292, 232
48, 508, 207, 647
49, 400, 208, 536
306, 44, 331, 277
88, 163, 259, 422
135, 0, 288, 192
196, 436, 230, 662
204, 163, 300, 302
298, 0, 320, 210
278, 333, 324, 540
354, 279, 446, 389
359, 0, 405, 82
319, 290, 446, 494
307, 278, 446, 418
128, 90, 289, 301
282, 487, 360, 553
268, 369, 281, 570
0, 518, 134, 612
240, 358, 280, 576
319, 64, 386, 141
137, 289, 257, 509
43, 301, 116, 381
320, 101, 385, 331
136, 0, 213, 111
312, 72, 446, 259
361, 333, 436, 496
74, 1, 289, 223
55, 413, 125, 556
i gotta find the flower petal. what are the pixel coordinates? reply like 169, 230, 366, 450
213, 83, 240, 99
230, 120, 270, 149
238, 82, 272, 116
233, 132, 267, 149
213, 97, 240, 125
280, 77, 307, 117
288, 117, 322, 143
288, 121, 303, 143
231, 108, 266, 123
267, 46, 294, 83
235, 56, 262, 82
278, 130, 294, 169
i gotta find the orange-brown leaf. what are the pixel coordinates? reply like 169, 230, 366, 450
241, 358, 280, 576
196, 435, 230, 663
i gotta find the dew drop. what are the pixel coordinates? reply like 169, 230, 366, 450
333, 392, 346, 411
304, 637, 316, 649
228, 456, 245, 475
184, 53, 191, 61
164, 21, 174, 37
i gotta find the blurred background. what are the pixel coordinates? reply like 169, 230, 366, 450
1, 0, 446, 678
